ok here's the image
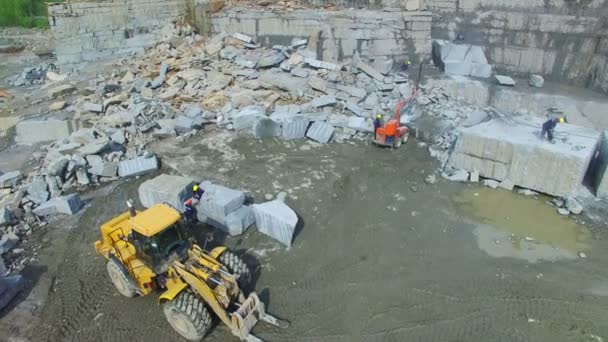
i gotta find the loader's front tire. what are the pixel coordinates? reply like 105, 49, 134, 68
163, 292, 212, 341
107, 258, 138, 298
219, 250, 252, 288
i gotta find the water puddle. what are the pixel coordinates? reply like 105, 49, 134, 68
453, 187, 591, 262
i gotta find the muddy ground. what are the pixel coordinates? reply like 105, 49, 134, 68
1, 131, 608, 342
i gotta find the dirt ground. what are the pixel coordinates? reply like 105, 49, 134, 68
1, 131, 608, 342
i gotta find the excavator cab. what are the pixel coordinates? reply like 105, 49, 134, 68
130, 222, 190, 274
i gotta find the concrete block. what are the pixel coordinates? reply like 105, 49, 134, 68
196, 182, 245, 223
138, 174, 196, 212
0, 171, 22, 188
224, 205, 255, 236
32, 193, 84, 216
306, 121, 334, 143
16, 119, 86, 144
449, 118, 600, 197
529, 74, 545, 88
310, 95, 337, 108
118, 156, 159, 178
252, 200, 298, 247
252, 118, 281, 139
282, 118, 310, 140
232, 106, 265, 130
495, 75, 516, 86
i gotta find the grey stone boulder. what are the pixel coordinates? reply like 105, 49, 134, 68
32, 193, 84, 216
0, 233, 18, 254
196, 182, 245, 224
565, 197, 583, 215
0, 171, 22, 188
257, 52, 286, 68
0, 208, 16, 227
28, 176, 49, 204
252, 118, 281, 139
138, 174, 197, 212
118, 155, 159, 178
110, 130, 126, 145
224, 205, 255, 236
442, 169, 469, 182
306, 121, 334, 143
232, 106, 265, 130
89, 162, 118, 177
282, 118, 310, 140
175, 116, 195, 134
529, 74, 544, 88
252, 200, 298, 247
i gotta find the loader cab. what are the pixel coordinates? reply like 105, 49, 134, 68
129, 204, 191, 274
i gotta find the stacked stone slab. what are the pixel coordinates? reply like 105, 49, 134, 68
138, 174, 197, 212
448, 118, 601, 197
196, 181, 252, 236
118, 155, 159, 177
252, 200, 298, 247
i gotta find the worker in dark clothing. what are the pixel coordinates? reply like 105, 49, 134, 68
374, 114, 383, 138
192, 184, 204, 201
184, 198, 196, 222
541, 116, 566, 143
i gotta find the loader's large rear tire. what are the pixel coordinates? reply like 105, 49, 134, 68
163, 292, 212, 341
107, 258, 138, 298
219, 250, 252, 288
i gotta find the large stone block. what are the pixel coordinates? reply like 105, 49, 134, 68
224, 205, 255, 236
306, 121, 334, 143
138, 174, 197, 212
282, 117, 310, 140
16, 119, 86, 144
252, 200, 298, 247
195, 182, 245, 223
32, 193, 85, 216
118, 156, 159, 177
448, 118, 600, 197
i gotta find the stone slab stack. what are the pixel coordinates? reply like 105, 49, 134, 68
448, 118, 601, 197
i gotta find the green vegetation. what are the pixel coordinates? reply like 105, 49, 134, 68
0, 0, 62, 28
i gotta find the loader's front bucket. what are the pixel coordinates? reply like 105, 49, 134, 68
231, 292, 289, 342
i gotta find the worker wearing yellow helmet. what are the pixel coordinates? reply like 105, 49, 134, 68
374, 114, 383, 137
541, 116, 567, 143
193, 184, 204, 201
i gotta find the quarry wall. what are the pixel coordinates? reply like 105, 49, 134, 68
208, 9, 432, 63
46, 0, 608, 93
427, 0, 608, 93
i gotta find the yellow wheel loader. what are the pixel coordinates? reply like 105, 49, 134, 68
95, 201, 288, 341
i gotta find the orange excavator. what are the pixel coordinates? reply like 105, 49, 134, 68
372, 87, 417, 148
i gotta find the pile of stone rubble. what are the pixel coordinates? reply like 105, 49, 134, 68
6, 63, 64, 87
